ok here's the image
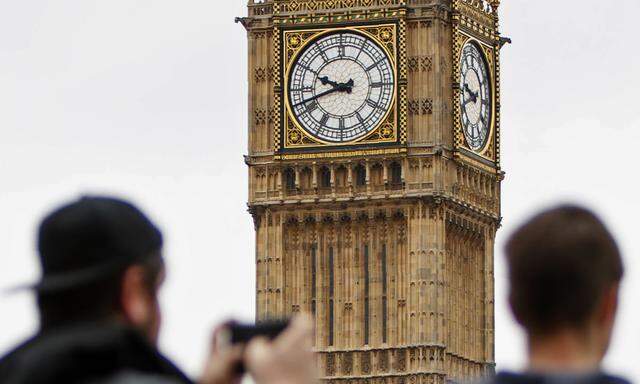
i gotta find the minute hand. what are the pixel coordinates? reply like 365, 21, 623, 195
293, 80, 353, 107
293, 87, 341, 107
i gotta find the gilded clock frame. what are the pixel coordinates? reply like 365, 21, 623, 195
452, 0, 501, 167
456, 35, 496, 156
276, 23, 406, 154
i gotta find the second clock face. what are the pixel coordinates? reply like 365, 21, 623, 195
459, 41, 492, 152
288, 31, 395, 143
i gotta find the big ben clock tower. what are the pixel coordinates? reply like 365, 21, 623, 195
238, 0, 505, 382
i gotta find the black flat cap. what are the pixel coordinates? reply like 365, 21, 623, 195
27, 196, 163, 292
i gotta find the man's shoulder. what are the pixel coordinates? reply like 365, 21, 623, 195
0, 326, 192, 384
482, 371, 632, 384
90, 370, 185, 384
0, 336, 39, 382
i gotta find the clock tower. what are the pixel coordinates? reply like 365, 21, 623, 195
238, 0, 505, 382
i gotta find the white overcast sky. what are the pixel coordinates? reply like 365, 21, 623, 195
0, 0, 638, 381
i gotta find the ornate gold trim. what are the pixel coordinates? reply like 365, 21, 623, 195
280, 23, 401, 151
398, 18, 407, 145
274, 0, 406, 14
275, 147, 406, 160
452, 0, 501, 167
452, 31, 497, 163
273, 10, 406, 26
273, 26, 283, 153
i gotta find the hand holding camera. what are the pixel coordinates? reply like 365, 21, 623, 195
200, 316, 316, 384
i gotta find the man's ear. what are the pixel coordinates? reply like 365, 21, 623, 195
508, 291, 524, 326
598, 283, 619, 328
120, 265, 150, 327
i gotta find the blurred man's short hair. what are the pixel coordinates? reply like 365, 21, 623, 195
506, 205, 624, 335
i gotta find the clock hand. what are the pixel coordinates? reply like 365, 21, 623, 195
319, 76, 339, 88
463, 83, 479, 103
460, 87, 473, 105
344, 79, 354, 94
293, 87, 341, 107
463, 97, 475, 106
460, 85, 470, 100
319, 76, 355, 93
293, 79, 354, 107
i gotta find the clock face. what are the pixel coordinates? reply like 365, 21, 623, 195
288, 31, 395, 143
459, 41, 492, 152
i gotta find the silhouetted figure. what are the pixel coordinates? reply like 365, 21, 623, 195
492, 206, 629, 384
0, 196, 315, 384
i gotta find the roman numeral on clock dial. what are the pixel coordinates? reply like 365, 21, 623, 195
366, 99, 382, 109
307, 101, 318, 112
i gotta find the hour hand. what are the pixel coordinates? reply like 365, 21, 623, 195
319, 76, 339, 88
463, 83, 478, 103
342, 78, 354, 94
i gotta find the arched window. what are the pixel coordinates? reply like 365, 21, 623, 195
284, 168, 296, 192
355, 164, 366, 187
370, 163, 384, 189
390, 162, 402, 188
335, 165, 347, 191
319, 166, 331, 189
300, 167, 313, 191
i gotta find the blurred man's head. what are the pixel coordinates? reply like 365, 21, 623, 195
34, 196, 165, 344
506, 205, 624, 364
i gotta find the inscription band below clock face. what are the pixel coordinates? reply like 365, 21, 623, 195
288, 31, 395, 143
459, 41, 492, 152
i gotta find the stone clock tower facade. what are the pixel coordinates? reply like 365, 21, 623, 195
238, 0, 505, 383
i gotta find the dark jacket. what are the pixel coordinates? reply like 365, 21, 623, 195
486, 371, 632, 384
0, 323, 193, 384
